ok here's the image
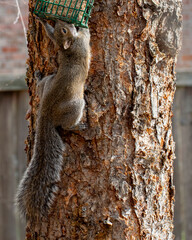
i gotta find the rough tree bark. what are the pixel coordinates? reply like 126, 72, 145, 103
24, 0, 182, 239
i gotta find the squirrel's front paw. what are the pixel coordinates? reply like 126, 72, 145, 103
77, 123, 88, 130
35, 16, 46, 25
34, 70, 42, 82
66, 123, 88, 131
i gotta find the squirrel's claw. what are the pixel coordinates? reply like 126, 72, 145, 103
35, 15, 46, 25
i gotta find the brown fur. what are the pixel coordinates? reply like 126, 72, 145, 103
15, 20, 91, 221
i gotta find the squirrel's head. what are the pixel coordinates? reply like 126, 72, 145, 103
54, 21, 78, 50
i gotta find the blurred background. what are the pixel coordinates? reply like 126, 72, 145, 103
0, 0, 191, 240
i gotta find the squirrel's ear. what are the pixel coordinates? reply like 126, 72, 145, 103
63, 40, 72, 50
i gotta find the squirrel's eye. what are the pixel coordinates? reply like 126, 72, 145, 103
62, 28, 67, 34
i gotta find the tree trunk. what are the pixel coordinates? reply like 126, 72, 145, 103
25, 0, 182, 239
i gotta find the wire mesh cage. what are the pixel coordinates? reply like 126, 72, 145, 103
34, 0, 94, 28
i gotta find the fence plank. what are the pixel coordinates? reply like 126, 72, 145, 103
173, 87, 192, 240
0, 91, 28, 240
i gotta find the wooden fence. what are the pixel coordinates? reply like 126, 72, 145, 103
0, 73, 191, 240
0, 75, 27, 240
173, 73, 192, 240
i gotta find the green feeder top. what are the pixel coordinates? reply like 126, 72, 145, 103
34, 0, 94, 28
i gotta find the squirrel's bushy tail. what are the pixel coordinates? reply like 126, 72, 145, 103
15, 116, 64, 220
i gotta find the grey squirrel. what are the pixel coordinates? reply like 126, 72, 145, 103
15, 19, 91, 221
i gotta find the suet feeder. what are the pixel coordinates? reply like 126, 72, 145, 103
34, 0, 94, 28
